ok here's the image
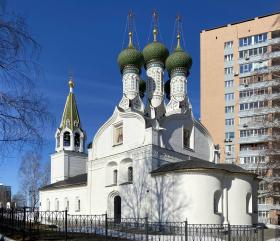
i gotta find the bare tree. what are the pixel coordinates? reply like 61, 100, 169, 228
18, 151, 50, 209
0, 1, 51, 160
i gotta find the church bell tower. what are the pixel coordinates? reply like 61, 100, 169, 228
51, 76, 87, 184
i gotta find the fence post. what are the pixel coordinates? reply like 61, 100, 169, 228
11, 207, 14, 235
65, 210, 68, 241
23, 207, 26, 241
260, 226, 264, 241
184, 219, 188, 241
105, 213, 108, 241
227, 224, 231, 241
145, 216, 148, 241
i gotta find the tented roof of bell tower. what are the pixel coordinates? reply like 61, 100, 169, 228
60, 79, 81, 131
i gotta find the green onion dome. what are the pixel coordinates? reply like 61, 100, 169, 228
117, 33, 143, 73
165, 35, 192, 75
142, 30, 169, 66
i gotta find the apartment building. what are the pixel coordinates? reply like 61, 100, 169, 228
200, 12, 280, 225
0, 184, 11, 208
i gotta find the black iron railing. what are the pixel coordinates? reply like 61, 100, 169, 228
0, 208, 264, 241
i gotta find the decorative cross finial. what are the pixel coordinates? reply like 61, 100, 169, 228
176, 14, 182, 48
152, 10, 159, 42
68, 70, 74, 92
128, 10, 134, 47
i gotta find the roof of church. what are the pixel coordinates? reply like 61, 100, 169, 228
39, 173, 87, 191
60, 79, 81, 130
150, 159, 256, 176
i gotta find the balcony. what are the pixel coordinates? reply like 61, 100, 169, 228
238, 79, 280, 91
238, 92, 280, 104
239, 65, 280, 78
269, 37, 280, 45
238, 106, 280, 117
238, 51, 280, 65
239, 135, 270, 144
239, 149, 266, 157
240, 163, 266, 170
258, 204, 280, 211
239, 41, 269, 52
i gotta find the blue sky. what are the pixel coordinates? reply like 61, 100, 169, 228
1, 0, 279, 194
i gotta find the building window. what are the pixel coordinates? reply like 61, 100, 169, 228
239, 36, 252, 47
225, 132, 234, 139
113, 123, 123, 145
225, 106, 234, 113
254, 33, 267, 44
64, 198, 69, 211
240, 101, 268, 111
63, 132, 70, 146
75, 197, 80, 212
224, 54, 233, 61
225, 145, 234, 155
225, 93, 234, 101
246, 193, 252, 214
74, 133, 80, 147
224, 67, 233, 74
183, 128, 190, 149
240, 128, 268, 138
214, 191, 222, 214
240, 63, 252, 74
128, 167, 133, 182
224, 41, 233, 49
113, 169, 118, 185
225, 118, 234, 126
225, 80, 233, 87
55, 199, 59, 211
46, 199, 50, 211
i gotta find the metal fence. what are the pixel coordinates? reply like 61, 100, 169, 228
0, 208, 264, 241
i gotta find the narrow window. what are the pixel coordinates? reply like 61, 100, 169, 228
128, 167, 133, 182
74, 133, 80, 147
55, 199, 59, 211
246, 193, 252, 214
183, 128, 190, 149
63, 131, 70, 146
76, 197, 81, 212
64, 198, 69, 211
214, 191, 222, 214
114, 123, 123, 145
113, 170, 118, 184
46, 199, 50, 211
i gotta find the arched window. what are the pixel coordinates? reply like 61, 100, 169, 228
55, 199, 59, 211
246, 193, 252, 214
113, 170, 118, 185
74, 133, 80, 147
214, 191, 222, 214
64, 198, 69, 211
75, 197, 80, 212
46, 199, 50, 211
128, 167, 133, 182
63, 132, 70, 146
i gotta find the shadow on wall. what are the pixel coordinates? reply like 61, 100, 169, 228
120, 156, 189, 222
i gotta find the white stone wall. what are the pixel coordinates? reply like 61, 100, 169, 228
39, 185, 88, 215
51, 151, 87, 184
161, 116, 214, 161
227, 175, 255, 225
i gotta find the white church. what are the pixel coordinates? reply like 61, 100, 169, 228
39, 20, 259, 225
